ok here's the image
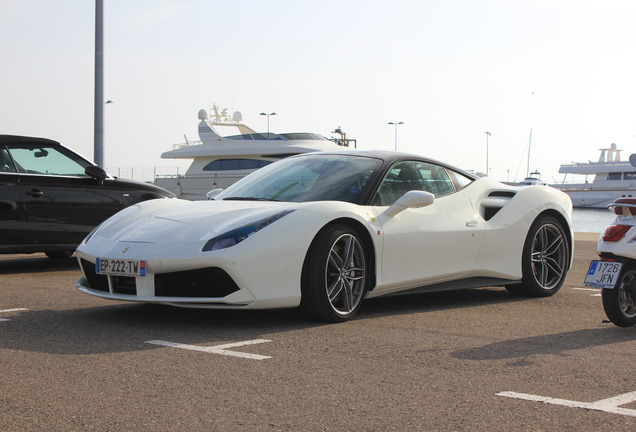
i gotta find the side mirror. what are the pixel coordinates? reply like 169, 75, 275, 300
85, 165, 108, 183
384, 190, 435, 217
206, 188, 224, 200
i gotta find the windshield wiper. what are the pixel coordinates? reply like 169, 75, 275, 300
222, 197, 279, 201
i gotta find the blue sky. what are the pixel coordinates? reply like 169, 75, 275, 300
2, 0, 636, 182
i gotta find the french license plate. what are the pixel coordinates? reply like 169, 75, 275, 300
584, 260, 622, 289
96, 258, 146, 277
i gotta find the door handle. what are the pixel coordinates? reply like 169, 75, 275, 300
26, 189, 44, 197
466, 220, 478, 227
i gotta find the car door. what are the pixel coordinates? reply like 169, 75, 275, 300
0, 145, 33, 250
373, 160, 485, 293
7, 142, 124, 246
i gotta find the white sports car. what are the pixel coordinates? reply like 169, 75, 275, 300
76, 151, 573, 322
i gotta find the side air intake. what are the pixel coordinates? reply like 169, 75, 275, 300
481, 191, 516, 220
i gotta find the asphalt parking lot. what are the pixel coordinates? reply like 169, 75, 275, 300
1, 236, 635, 431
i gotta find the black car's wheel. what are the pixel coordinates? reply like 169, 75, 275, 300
45, 250, 74, 259
301, 224, 368, 322
602, 266, 636, 327
506, 216, 569, 297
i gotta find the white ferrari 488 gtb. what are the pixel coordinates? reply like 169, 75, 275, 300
76, 151, 573, 322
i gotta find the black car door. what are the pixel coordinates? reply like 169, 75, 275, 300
0, 146, 33, 250
7, 142, 125, 247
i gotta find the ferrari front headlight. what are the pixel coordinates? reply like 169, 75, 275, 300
202, 210, 295, 252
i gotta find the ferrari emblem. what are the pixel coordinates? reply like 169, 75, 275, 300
122, 246, 130, 253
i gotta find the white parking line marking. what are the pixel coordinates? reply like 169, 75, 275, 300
573, 288, 602, 297
497, 391, 636, 417
146, 339, 272, 360
0, 308, 28, 322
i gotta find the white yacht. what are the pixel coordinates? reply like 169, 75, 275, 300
155, 105, 352, 199
517, 171, 547, 186
552, 143, 636, 208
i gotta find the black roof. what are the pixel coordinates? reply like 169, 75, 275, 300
293, 149, 478, 180
0, 135, 60, 146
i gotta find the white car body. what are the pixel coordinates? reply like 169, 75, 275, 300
76, 151, 573, 321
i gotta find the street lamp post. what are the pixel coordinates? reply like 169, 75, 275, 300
94, 0, 104, 167
484, 131, 491, 176
388, 121, 404, 151
260, 112, 277, 137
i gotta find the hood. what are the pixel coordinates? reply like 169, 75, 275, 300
94, 198, 299, 243
107, 177, 175, 197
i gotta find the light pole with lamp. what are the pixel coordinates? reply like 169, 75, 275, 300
484, 131, 491, 176
260, 112, 277, 138
388, 121, 404, 151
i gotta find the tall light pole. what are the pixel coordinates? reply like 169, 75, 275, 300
388, 121, 404, 151
484, 131, 491, 176
260, 112, 277, 138
94, 0, 104, 167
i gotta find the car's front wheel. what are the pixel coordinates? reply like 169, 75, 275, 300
506, 216, 569, 297
301, 224, 368, 322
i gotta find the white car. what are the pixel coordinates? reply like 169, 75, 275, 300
75, 151, 573, 322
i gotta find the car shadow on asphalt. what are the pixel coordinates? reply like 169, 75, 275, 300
359, 287, 524, 318
451, 326, 635, 361
0, 254, 79, 274
0, 287, 574, 356
0, 303, 313, 355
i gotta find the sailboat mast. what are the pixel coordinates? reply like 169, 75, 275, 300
526, 129, 532, 178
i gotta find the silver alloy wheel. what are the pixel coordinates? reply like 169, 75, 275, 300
617, 270, 636, 318
324, 233, 366, 316
530, 223, 567, 289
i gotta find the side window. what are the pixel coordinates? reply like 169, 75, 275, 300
0, 147, 17, 173
375, 160, 456, 206
7, 145, 90, 176
417, 163, 456, 196
447, 169, 474, 190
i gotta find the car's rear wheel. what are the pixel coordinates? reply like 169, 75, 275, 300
45, 250, 74, 259
301, 224, 368, 322
506, 216, 569, 297
602, 265, 636, 327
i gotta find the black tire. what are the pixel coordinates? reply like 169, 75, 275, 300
602, 266, 636, 327
45, 250, 74, 259
300, 224, 368, 322
506, 216, 569, 297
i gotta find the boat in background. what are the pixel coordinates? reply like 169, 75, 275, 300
552, 144, 636, 208
517, 170, 547, 186
154, 104, 353, 200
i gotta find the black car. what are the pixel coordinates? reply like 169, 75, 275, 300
0, 135, 175, 258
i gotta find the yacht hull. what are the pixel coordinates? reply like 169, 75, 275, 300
555, 187, 636, 208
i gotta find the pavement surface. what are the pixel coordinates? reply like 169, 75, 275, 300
1, 233, 635, 431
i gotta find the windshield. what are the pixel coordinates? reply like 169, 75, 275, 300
216, 154, 382, 203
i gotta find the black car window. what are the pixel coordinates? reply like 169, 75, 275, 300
375, 160, 456, 205
0, 147, 17, 173
7, 144, 91, 176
